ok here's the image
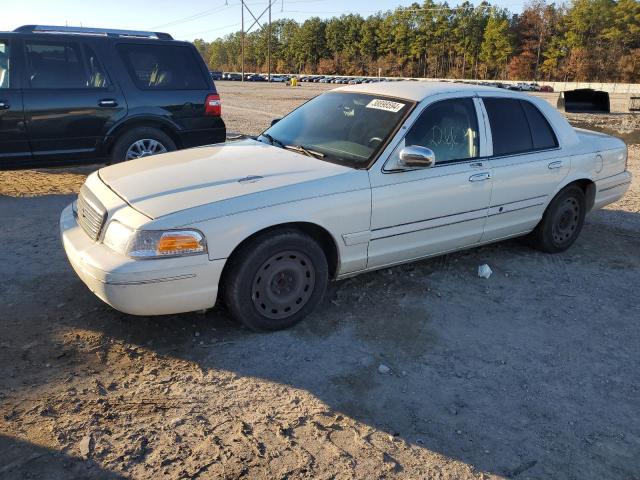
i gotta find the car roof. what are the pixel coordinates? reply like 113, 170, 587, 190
335, 80, 506, 102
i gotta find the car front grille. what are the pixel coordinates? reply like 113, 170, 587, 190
76, 185, 107, 241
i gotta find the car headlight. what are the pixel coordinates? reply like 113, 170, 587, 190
103, 221, 207, 259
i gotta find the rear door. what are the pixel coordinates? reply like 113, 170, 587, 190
479, 95, 569, 241
114, 42, 225, 146
21, 36, 126, 165
0, 36, 32, 168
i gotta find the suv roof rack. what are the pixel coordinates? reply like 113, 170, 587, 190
14, 25, 173, 40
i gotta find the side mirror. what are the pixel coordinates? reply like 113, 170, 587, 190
270, 118, 281, 126
399, 146, 436, 168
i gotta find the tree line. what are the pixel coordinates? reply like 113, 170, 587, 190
193, 0, 640, 82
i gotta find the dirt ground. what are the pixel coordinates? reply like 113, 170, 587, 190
1, 83, 639, 480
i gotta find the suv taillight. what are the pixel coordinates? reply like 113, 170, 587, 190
205, 94, 221, 116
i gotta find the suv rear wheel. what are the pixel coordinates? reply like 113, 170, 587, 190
111, 126, 176, 163
222, 229, 329, 332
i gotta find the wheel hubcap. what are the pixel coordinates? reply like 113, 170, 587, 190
252, 250, 315, 320
552, 197, 580, 244
125, 139, 167, 160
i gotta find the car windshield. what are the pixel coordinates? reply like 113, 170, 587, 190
258, 92, 413, 168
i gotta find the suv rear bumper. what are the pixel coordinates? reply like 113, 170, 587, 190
178, 126, 226, 149
60, 203, 225, 315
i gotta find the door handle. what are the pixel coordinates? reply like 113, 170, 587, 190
469, 172, 492, 182
548, 161, 563, 170
0, 100, 9, 110
470, 161, 484, 168
98, 99, 118, 107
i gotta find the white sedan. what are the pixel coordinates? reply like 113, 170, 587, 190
60, 82, 631, 331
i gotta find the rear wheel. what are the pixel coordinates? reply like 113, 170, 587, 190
222, 229, 329, 331
111, 127, 176, 164
529, 185, 586, 253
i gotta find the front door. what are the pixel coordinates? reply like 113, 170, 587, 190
368, 96, 493, 269
21, 38, 126, 165
0, 37, 31, 168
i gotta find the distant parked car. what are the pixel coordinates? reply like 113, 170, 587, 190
0, 25, 225, 169
247, 74, 266, 82
540, 85, 554, 92
210, 71, 223, 80
228, 72, 242, 81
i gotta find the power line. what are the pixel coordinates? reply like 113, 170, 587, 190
149, 2, 236, 30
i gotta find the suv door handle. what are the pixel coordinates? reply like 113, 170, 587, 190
548, 161, 563, 170
98, 99, 118, 107
469, 172, 492, 182
0, 100, 9, 110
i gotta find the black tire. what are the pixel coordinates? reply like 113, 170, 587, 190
529, 185, 586, 253
110, 127, 176, 164
222, 229, 329, 332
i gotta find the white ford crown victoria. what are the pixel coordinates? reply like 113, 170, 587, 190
60, 82, 631, 331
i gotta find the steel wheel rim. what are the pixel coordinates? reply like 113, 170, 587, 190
552, 197, 580, 244
252, 250, 316, 320
125, 139, 167, 160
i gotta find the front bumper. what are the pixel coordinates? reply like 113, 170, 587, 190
60, 204, 225, 315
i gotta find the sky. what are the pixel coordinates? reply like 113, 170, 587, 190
3, 0, 526, 42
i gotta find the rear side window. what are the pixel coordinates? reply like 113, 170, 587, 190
24, 41, 109, 89
25, 41, 90, 89
0, 41, 9, 88
483, 98, 532, 156
521, 101, 558, 150
117, 44, 207, 90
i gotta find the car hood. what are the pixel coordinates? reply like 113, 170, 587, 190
99, 139, 355, 219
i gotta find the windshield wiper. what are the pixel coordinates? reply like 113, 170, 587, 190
260, 133, 284, 147
283, 144, 326, 159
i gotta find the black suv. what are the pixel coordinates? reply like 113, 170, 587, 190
0, 25, 225, 169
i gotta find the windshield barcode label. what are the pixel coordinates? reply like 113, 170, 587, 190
366, 99, 405, 113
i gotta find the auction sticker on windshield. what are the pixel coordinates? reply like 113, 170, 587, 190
366, 99, 405, 113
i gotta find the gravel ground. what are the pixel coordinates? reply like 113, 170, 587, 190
1, 82, 639, 480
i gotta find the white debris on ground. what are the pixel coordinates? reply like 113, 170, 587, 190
478, 264, 493, 279
378, 364, 391, 374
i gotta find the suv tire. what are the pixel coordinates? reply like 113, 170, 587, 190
222, 229, 329, 332
529, 185, 586, 253
111, 127, 176, 163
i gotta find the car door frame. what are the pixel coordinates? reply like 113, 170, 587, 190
20, 35, 126, 165
0, 35, 32, 168
476, 92, 570, 242
365, 91, 494, 270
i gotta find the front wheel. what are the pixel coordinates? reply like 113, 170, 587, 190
222, 230, 329, 331
529, 185, 586, 253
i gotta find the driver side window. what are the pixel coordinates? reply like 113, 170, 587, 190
405, 98, 479, 164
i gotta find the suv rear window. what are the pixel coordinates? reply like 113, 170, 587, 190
117, 44, 207, 90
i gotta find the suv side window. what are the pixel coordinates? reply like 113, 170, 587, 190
0, 40, 9, 88
404, 98, 479, 163
84, 45, 110, 88
521, 100, 558, 150
24, 40, 108, 89
117, 44, 207, 90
